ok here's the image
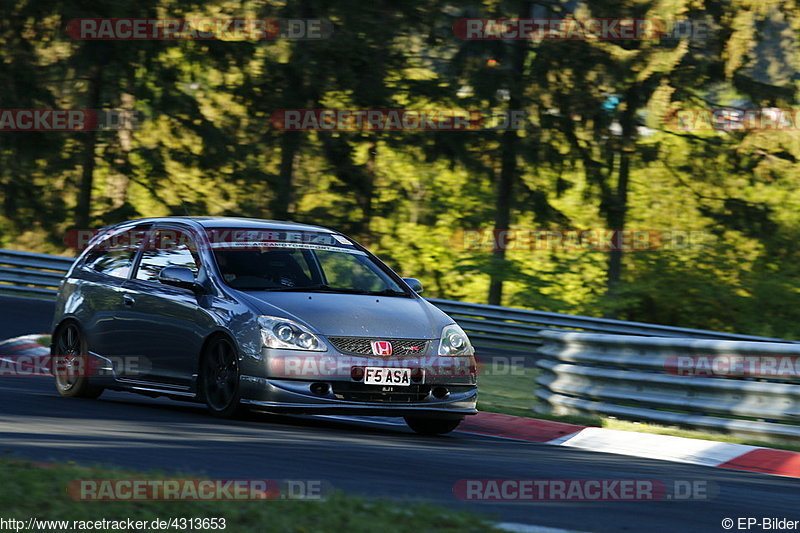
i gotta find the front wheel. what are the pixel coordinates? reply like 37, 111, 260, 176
404, 416, 462, 435
199, 336, 241, 418
52, 322, 103, 399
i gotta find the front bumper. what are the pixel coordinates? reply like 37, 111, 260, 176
239, 375, 478, 417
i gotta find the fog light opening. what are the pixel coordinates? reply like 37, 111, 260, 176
431, 386, 450, 399
310, 382, 330, 396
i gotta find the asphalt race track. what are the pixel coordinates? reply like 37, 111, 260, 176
1, 294, 798, 532
0, 294, 56, 341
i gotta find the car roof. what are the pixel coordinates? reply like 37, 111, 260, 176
116, 216, 338, 234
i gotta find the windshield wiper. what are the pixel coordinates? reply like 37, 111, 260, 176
363, 288, 408, 296
262, 284, 407, 296
260, 284, 330, 292
262, 284, 359, 293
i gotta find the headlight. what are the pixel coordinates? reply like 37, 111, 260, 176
438, 324, 474, 356
258, 316, 326, 351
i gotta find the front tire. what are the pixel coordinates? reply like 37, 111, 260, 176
404, 416, 462, 435
199, 336, 241, 418
52, 322, 103, 399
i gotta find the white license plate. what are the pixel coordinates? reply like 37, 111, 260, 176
364, 367, 411, 386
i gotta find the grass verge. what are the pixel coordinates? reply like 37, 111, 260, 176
36, 334, 51, 347
0, 459, 497, 533
477, 365, 800, 453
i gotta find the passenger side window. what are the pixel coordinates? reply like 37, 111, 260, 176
315, 250, 385, 291
82, 227, 148, 279
135, 229, 202, 282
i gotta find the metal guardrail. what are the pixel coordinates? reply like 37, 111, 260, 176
0, 249, 74, 296
536, 331, 800, 442
427, 298, 793, 347
0, 248, 791, 345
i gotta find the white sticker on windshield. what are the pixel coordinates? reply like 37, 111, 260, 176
209, 241, 366, 255
331, 234, 353, 245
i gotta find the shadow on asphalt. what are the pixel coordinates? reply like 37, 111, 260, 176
5, 378, 469, 442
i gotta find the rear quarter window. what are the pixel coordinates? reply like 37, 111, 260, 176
81, 226, 149, 279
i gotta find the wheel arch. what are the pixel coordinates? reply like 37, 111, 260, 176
195, 329, 240, 391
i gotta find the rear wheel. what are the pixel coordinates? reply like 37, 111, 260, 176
404, 416, 462, 435
52, 323, 103, 399
199, 336, 241, 418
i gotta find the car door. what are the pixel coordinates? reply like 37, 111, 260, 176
116, 225, 215, 387
72, 224, 150, 361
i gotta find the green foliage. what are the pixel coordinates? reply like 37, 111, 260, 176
1, 0, 799, 337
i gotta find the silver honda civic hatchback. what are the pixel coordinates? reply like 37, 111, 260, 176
51, 217, 478, 434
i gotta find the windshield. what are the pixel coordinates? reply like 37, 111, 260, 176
208, 229, 407, 296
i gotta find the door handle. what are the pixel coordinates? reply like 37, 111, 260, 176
122, 294, 135, 307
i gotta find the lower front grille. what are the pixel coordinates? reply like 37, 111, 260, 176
331, 383, 432, 403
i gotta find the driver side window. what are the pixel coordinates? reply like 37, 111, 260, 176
134, 229, 201, 282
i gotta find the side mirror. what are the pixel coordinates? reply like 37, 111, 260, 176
158, 266, 203, 293
402, 277, 423, 294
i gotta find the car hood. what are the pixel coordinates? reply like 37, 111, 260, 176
234, 291, 452, 338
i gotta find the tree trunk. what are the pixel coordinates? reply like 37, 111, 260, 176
75, 66, 102, 228
272, 131, 301, 219
488, 0, 529, 306
488, 128, 518, 305
361, 137, 377, 241
606, 150, 629, 297
605, 84, 639, 307
270, 0, 314, 221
